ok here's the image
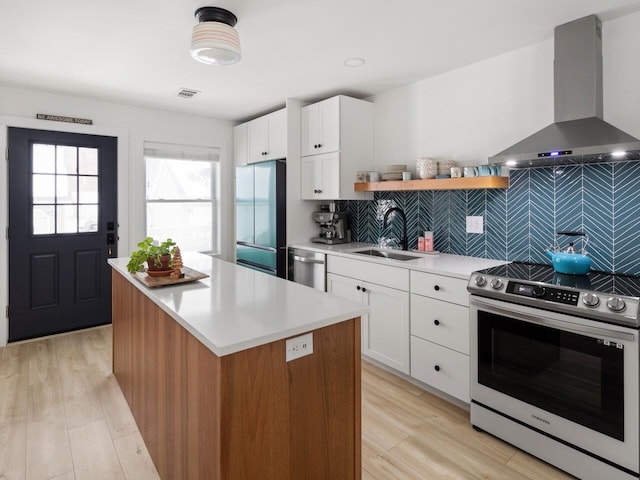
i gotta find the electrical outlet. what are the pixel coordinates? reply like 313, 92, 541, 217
466, 216, 484, 234
286, 332, 313, 362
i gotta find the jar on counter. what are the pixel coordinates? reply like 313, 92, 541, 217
424, 231, 434, 251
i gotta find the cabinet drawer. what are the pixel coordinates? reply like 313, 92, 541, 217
410, 336, 469, 402
410, 270, 469, 306
327, 255, 408, 291
410, 294, 469, 354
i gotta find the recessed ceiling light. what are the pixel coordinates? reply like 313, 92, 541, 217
611, 150, 626, 158
344, 57, 366, 67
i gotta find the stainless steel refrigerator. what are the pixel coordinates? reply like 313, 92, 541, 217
235, 160, 286, 277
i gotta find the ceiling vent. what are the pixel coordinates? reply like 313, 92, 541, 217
176, 88, 201, 99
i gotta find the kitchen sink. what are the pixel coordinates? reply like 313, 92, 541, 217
351, 249, 420, 261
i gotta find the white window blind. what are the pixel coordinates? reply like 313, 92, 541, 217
144, 142, 219, 254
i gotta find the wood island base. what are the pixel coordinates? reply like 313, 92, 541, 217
112, 271, 362, 480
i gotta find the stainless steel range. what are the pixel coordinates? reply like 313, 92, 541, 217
468, 262, 640, 480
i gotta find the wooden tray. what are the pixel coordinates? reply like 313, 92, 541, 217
133, 266, 209, 288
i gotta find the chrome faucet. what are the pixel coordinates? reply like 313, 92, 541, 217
383, 207, 408, 251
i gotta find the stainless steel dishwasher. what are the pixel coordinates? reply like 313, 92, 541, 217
288, 248, 326, 291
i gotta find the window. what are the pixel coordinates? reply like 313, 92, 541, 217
144, 143, 219, 253
32, 143, 99, 235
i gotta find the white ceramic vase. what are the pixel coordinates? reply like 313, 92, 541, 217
416, 157, 437, 179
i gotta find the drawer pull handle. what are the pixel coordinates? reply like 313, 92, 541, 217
434, 319, 440, 326
434, 365, 441, 372
356, 285, 361, 291
362, 287, 367, 293
434, 285, 440, 291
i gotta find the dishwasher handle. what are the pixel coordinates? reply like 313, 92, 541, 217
291, 254, 324, 264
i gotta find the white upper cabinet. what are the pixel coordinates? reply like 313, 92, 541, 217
300, 152, 340, 200
301, 96, 340, 156
300, 95, 373, 200
247, 108, 286, 163
233, 122, 248, 167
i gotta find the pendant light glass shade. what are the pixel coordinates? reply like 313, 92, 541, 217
190, 7, 241, 65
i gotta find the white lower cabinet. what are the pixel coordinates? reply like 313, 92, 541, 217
410, 270, 471, 402
410, 294, 469, 355
410, 336, 470, 402
326, 254, 473, 402
326, 257, 410, 374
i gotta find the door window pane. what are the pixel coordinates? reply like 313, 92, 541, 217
79, 176, 98, 204
33, 205, 55, 235
78, 148, 98, 175
56, 175, 77, 204
56, 205, 77, 233
33, 144, 55, 173
33, 174, 56, 203
56, 146, 77, 174
79, 205, 98, 232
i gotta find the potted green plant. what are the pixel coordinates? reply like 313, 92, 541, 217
127, 237, 176, 274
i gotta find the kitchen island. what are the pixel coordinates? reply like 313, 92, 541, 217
109, 253, 368, 480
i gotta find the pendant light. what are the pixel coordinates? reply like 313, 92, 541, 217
191, 7, 241, 65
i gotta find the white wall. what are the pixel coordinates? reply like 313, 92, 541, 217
603, 11, 640, 136
0, 85, 234, 346
370, 11, 640, 173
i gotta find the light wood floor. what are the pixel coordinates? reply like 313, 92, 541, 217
0, 326, 574, 480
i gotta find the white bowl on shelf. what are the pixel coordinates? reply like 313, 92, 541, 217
386, 164, 407, 173
381, 172, 403, 181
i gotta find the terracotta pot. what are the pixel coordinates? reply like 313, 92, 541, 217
147, 254, 172, 272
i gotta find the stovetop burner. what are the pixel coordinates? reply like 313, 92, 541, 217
478, 262, 640, 297
468, 262, 640, 328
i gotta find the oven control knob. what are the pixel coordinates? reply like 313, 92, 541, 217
582, 292, 600, 307
606, 297, 626, 312
490, 278, 503, 290
532, 286, 546, 298
474, 275, 487, 287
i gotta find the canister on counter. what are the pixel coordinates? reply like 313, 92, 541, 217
417, 236, 425, 251
424, 231, 434, 251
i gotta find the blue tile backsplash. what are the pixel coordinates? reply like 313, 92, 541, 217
341, 162, 640, 275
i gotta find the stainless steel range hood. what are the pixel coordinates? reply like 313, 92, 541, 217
489, 15, 640, 168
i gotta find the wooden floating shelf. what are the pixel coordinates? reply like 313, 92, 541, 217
354, 176, 509, 192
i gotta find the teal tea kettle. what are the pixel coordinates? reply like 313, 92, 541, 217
544, 231, 592, 275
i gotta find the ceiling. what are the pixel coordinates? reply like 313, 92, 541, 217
2, 0, 640, 122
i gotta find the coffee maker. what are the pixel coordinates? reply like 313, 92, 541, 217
311, 203, 350, 244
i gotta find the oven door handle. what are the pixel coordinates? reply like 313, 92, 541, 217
470, 296, 636, 342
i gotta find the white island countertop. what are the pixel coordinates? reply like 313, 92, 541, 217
109, 253, 369, 357
289, 242, 509, 280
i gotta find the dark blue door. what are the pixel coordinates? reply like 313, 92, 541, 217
8, 128, 118, 341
